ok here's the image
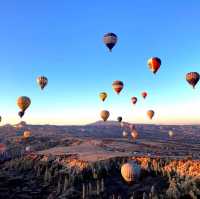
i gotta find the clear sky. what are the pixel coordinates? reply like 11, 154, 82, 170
0, 0, 200, 125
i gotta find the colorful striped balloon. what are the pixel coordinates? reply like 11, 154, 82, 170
112, 80, 124, 94
121, 162, 141, 183
37, 76, 48, 90
103, 32, 118, 52
148, 57, 161, 74
186, 72, 199, 89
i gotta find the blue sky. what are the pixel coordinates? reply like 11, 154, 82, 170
0, 0, 200, 125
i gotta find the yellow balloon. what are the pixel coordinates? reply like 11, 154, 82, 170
99, 92, 108, 102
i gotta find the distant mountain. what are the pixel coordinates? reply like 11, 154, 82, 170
0, 121, 200, 141
87, 120, 120, 126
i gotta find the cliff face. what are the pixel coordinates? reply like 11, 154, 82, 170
131, 157, 200, 178
1, 153, 200, 199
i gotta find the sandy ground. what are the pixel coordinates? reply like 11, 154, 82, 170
37, 139, 132, 162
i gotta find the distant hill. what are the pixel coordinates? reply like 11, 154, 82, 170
0, 121, 200, 141
87, 120, 120, 126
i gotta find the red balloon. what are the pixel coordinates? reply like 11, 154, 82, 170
141, 92, 147, 99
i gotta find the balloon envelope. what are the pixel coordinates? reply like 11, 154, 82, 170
186, 72, 200, 88
100, 110, 110, 121
147, 110, 155, 119
131, 97, 137, 105
17, 96, 31, 112
99, 92, 108, 102
122, 131, 128, 137
103, 32, 118, 51
131, 130, 139, 139
25, 145, 31, 152
37, 76, 48, 90
141, 92, 147, 99
23, 130, 31, 139
117, 116, 122, 123
148, 57, 161, 74
112, 80, 124, 94
121, 162, 141, 183
168, 130, 174, 137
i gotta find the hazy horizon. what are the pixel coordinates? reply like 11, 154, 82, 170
3, 119, 200, 126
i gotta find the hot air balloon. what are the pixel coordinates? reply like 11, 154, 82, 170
168, 130, 174, 138
112, 80, 124, 94
131, 129, 139, 140
100, 110, 110, 122
103, 32, 118, 52
131, 97, 137, 105
25, 145, 31, 152
121, 162, 141, 183
148, 57, 161, 74
37, 76, 48, 90
117, 116, 122, 123
17, 96, 31, 118
122, 131, 128, 138
186, 72, 200, 89
23, 130, 31, 139
0, 143, 6, 153
141, 92, 147, 99
99, 92, 108, 102
147, 110, 155, 120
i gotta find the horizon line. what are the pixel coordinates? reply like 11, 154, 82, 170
2, 120, 200, 126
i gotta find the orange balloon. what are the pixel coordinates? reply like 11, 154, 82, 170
148, 57, 161, 74
131, 130, 139, 139
100, 110, 110, 121
121, 162, 141, 183
17, 96, 31, 112
147, 110, 155, 119
23, 130, 31, 139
